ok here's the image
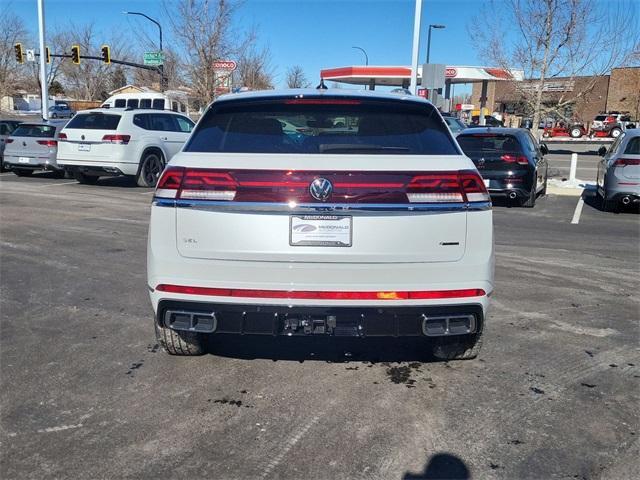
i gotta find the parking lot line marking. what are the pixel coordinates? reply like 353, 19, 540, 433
571, 196, 585, 224
0, 172, 14, 176
138, 191, 155, 195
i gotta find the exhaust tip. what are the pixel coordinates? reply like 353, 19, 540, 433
164, 310, 217, 333
621, 196, 631, 205
508, 191, 518, 200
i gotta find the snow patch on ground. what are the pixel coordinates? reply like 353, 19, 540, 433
548, 178, 596, 190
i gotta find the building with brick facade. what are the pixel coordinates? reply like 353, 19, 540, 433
471, 66, 639, 124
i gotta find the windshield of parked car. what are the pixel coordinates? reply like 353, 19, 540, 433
185, 98, 458, 154
11, 124, 57, 138
65, 112, 122, 130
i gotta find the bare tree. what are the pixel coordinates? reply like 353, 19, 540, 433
23, 30, 69, 98
0, 5, 27, 105
58, 24, 132, 100
133, 47, 182, 90
237, 43, 274, 90
470, 0, 639, 132
166, 0, 274, 103
285, 65, 310, 89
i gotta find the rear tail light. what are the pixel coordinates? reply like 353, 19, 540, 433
58, 133, 67, 140
154, 168, 490, 204
501, 154, 529, 165
613, 158, 640, 166
102, 134, 131, 144
37, 140, 57, 147
5, 138, 13, 143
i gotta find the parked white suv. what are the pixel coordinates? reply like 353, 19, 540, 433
57, 108, 195, 186
147, 90, 494, 360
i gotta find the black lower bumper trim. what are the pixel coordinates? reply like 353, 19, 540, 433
157, 300, 484, 338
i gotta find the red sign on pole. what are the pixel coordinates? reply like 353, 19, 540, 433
213, 60, 237, 71
445, 67, 457, 78
417, 89, 427, 98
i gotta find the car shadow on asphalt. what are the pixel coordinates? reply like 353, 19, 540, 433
403, 453, 471, 480
583, 190, 639, 214
206, 334, 443, 363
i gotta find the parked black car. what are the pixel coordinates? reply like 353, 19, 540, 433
469, 115, 504, 127
457, 127, 549, 207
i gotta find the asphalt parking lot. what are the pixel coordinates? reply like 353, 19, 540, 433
1, 171, 638, 479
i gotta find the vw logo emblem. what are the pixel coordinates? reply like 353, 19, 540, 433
309, 177, 333, 202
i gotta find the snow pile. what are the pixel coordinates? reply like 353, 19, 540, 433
547, 178, 596, 190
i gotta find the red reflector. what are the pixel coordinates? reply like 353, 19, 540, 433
155, 284, 486, 300
37, 140, 57, 147
102, 134, 131, 144
283, 99, 362, 105
614, 158, 640, 166
58, 133, 67, 140
5, 138, 13, 143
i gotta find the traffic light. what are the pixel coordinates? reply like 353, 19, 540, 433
100, 45, 111, 64
71, 45, 80, 64
45, 46, 51, 64
14, 43, 23, 63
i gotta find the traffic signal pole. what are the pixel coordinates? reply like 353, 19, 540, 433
37, 0, 49, 120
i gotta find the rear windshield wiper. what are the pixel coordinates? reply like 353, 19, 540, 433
319, 144, 410, 153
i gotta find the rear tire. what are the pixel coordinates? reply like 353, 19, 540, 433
570, 127, 582, 138
522, 186, 536, 208
154, 321, 205, 356
136, 152, 164, 188
51, 169, 66, 179
610, 127, 622, 138
432, 330, 483, 360
73, 171, 99, 184
13, 169, 33, 177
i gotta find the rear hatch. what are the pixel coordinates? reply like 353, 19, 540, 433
5, 124, 57, 162
157, 96, 489, 264
58, 111, 123, 161
614, 136, 640, 181
457, 132, 531, 186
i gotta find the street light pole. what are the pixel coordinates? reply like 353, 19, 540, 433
426, 24, 445, 64
352, 46, 368, 66
37, 0, 48, 120
123, 11, 164, 90
409, 0, 423, 95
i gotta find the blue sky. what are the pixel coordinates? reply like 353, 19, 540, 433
14, 0, 486, 89
13, 0, 638, 90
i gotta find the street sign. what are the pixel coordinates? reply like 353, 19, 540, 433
26, 49, 35, 62
212, 60, 237, 71
144, 51, 165, 66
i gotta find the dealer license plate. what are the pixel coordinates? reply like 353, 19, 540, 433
78, 144, 91, 152
290, 215, 352, 247
18, 157, 31, 163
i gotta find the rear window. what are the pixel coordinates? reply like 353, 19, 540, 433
457, 134, 523, 159
11, 124, 56, 138
594, 115, 607, 121
185, 98, 458, 154
65, 113, 122, 130
625, 137, 640, 155
114, 99, 126, 108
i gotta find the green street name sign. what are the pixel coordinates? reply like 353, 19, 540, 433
144, 51, 165, 66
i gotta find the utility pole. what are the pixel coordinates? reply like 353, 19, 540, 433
37, 0, 48, 120
409, 0, 423, 95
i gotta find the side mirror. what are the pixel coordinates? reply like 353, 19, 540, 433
540, 143, 549, 155
598, 146, 607, 156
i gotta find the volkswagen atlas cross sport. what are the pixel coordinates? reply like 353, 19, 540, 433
147, 90, 494, 360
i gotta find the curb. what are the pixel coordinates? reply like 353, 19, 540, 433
546, 186, 584, 197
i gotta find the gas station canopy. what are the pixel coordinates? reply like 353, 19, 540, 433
320, 65, 524, 87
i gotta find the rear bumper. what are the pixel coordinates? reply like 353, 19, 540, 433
3, 155, 61, 170
157, 299, 484, 337
57, 159, 139, 176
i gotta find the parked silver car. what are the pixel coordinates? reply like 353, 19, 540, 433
0, 120, 23, 171
597, 129, 640, 212
3, 123, 65, 177
48, 104, 75, 119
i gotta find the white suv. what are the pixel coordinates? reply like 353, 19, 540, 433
57, 108, 195, 186
147, 90, 494, 360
